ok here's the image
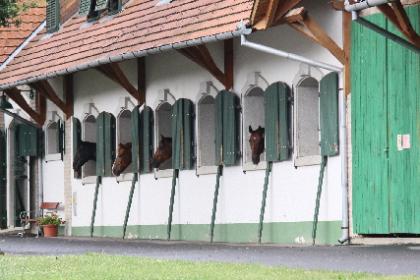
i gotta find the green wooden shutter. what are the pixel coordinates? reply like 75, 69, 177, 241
96, 112, 115, 177
46, 0, 60, 33
57, 120, 65, 160
320, 72, 339, 157
79, 0, 91, 15
0, 130, 6, 229
215, 90, 240, 166
265, 82, 291, 162
72, 118, 81, 178
171, 99, 194, 170
16, 124, 39, 157
95, 0, 110, 11
96, 113, 105, 176
131, 106, 141, 173
140, 106, 154, 173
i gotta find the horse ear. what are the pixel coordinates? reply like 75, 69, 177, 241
249, 125, 253, 133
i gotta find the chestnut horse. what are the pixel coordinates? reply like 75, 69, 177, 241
151, 135, 172, 169
73, 141, 96, 173
112, 143, 132, 176
249, 125, 265, 165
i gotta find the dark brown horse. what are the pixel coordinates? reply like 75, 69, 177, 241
151, 135, 172, 169
73, 141, 96, 173
112, 143, 132, 176
249, 125, 265, 165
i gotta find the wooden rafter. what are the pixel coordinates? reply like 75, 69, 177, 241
253, 0, 302, 30
178, 39, 234, 90
64, 74, 74, 119
283, 7, 346, 65
36, 90, 46, 125
4, 87, 45, 126
137, 57, 146, 105
96, 62, 141, 102
30, 80, 70, 117
378, 1, 420, 47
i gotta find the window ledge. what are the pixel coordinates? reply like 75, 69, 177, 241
45, 153, 61, 162
117, 173, 135, 182
243, 161, 267, 172
294, 155, 322, 167
154, 169, 174, 179
196, 166, 219, 175
82, 176, 97, 185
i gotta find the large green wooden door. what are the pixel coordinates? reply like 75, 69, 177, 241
387, 6, 420, 233
352, 6, 419, 234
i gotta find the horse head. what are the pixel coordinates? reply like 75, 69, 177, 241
112, 143, 132, 177
73, 141, 96, 173
249, 125, 265, 165
151, 135, 172, 168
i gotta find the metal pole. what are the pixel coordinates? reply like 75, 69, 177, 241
355, 17, 420, 54
258, 161, 272, 244
122, 173, 138, 239
312, 157, 327, 246
210, 165, 223, 243
167, 169, 178, 241
241, 35, 343, 72
90, 176, 101, 237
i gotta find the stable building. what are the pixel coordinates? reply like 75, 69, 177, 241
0, 0, 418, 245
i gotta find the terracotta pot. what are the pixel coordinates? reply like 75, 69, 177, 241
43, 224, 58, 237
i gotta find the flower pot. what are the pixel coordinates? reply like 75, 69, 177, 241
42, 224, 58, 237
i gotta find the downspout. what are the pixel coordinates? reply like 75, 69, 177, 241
338, 90, 349, 244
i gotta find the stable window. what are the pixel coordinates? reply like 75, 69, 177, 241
294, 77, 321, 166
46, 0, 60, 32
155, 102, 173, 175
243, 86, 266, 171
45, 121, 62, 161
116, 109, 132, 180
197, 95, 217, 174
82, 115, 97, 180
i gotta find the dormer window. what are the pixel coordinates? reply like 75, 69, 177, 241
46, 0, 60, 33
80, 0, 121, 19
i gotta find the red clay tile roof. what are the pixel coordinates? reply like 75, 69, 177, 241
0, 0, 254, 88
0, 1, 46, 64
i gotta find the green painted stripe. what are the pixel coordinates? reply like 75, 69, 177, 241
72, 221, 341, 245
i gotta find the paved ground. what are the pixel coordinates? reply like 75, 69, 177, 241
1, 236, 420, 276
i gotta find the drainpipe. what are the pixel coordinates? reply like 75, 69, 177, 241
240, 35, 343, 72
345, 0, 395, 12
338, 90, 349, 244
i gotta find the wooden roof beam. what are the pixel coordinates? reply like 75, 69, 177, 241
253, 0, 302, 30
4, 87, 45, 126
137, 57, 146, 106
285, 8, 346, 65
378, 1, 420, 47
30, 80, 70, 117
178, 39, 234, 90
96, 62, 141, 102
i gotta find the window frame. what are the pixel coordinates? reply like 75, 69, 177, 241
116, 109, 134, 182
81, 114, 97, 185
242, 85, 267, 172
154, 101, 174, 179
196, 93, 218, 175
44, 120, 61, 162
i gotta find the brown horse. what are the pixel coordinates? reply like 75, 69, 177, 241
249, 125, 265, 165
73, 141, 96, 173
112, 143, 132, 176
151, 135, 172, 169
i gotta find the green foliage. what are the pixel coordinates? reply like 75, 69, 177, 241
0, 0, 37, 27
37, 213, 62, 226
0, 254, 418, 280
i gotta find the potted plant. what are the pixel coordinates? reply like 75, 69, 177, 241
37, 213, 63, 237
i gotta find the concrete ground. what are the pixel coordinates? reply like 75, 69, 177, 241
1, 236, 420, 276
